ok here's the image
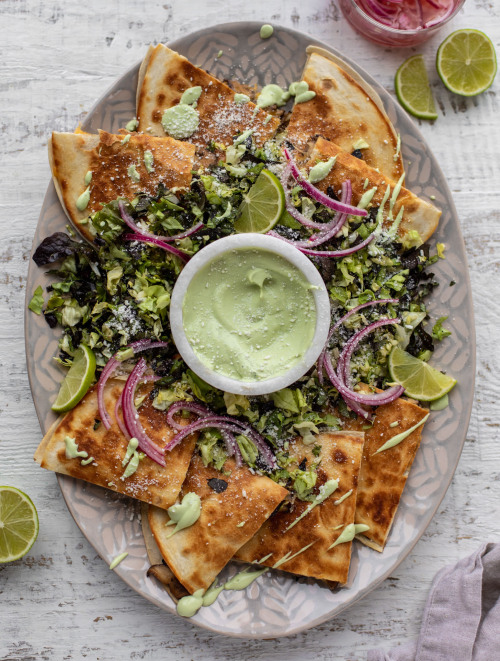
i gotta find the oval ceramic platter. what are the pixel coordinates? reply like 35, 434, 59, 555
25, 22, 475, 638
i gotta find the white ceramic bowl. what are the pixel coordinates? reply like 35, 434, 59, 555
169, 233, 331, 395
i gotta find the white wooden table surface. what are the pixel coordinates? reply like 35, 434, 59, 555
1, 1, 499, 659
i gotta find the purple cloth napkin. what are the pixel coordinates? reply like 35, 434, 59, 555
367, 543, 500, 661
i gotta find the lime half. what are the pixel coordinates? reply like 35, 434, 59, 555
388, 345, 456, 402
437, 29, 497, 97
0, 487, 39, 562
234, 169, 285, 233
52, 344, 96, 413
395, 55, 438, 120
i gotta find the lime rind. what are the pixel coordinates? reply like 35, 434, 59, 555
0, 486, 39, 562
388, 346, 456, 402
436, 29, 497, 97
52, 344, 96, 413
395, 54, 438, 121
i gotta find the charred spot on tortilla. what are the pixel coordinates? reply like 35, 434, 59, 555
33, 379, 197, 511
207, 478, 228, 493
235, 432, 365, 585
148, 454, 288, 594
48, 130, 196, 242
136, 44, 280, 167
286, 46, 404, 181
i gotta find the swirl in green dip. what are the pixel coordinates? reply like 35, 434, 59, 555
182, 248, 317, 382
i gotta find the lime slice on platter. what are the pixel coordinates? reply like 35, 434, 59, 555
52, 343, 96, 413
436, 29, 497, 97
388, 345, 456, 402
395, 54, 438, 120
0, 487, 39, 563
234, 168, 285, 233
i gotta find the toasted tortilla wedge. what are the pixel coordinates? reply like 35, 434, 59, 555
235, 431, 365, 585
136, 44, 280, 166
287, 47, 403, 181
34, 379, 196, 510
148, 453, 288, 594
141, 503, 190, 601
308, 137, 440, 245
343, 394, 429, 552
49, 130, 195, 241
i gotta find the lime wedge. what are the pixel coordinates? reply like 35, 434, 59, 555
52, 344, 96, 413
395, 55, 438, 120
388, 345, 456, 402
234, 169, 285, 233
0, 487, 39, 562
436, 29, 497, 97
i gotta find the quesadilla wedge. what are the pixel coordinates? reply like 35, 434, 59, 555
342, 393, 429, 552
49, 129, 195, 241
307, 137, 440, 246
148, 453, 288, 594
34, 379, 196, 510
136, 44, 280, 166
235, 431, 365, 585
287, 46, 403, 181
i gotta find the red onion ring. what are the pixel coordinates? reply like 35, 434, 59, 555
423, 2, 455, 27
114, 391, 129, 438
336, 318, 403, 389
118, 200, 204, 242
166, 400, 213, 430
97, 340, 168, 430
297, 231, 375, 258
317, 299, 398, 383
123, 233, 190, 262
121, 359, 166, 466
221, 431, 243, 468
283, 147, 367, 217
167, 402, 244, 467
272, 180, 352, 249
280, 164, 346, 232
164, 414, 277, 469
324, 352, 403, 407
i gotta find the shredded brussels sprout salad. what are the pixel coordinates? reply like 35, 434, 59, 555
30, 130, 451, 501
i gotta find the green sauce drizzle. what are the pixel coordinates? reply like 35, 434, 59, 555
430, 394, 449, 411
161, 104, 200, 139
166, 492, 201, 538
64, 435, 88, 460
328, 523, 370, 549
76, 187, 91, 212
234, 93, 250, 104
127, 164, 140, 183
308, 157, 336, 184
372, 413, 429, 455
285, 479, 339, 531
202, 582, 224, 606
125, 118, 138, 132
272, 541, 316, 568
334, 489, 353, 506
177, 589, 205, 618
358, 186, 378, 210
109, 552, 128, 569
224, 567, 268, 590
180, 86, 202, 106
122, 438, 139, 467
256, 84, 290, 108
259, 24, 274, 39
143, 150, 154, 173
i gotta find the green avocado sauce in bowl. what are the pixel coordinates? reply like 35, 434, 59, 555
169, 234, 331, 395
